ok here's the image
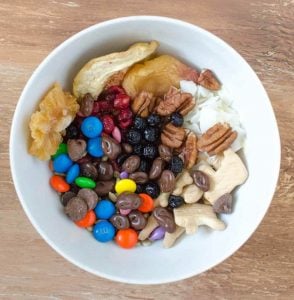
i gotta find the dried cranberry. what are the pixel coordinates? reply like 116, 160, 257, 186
117, 108, 133, 122
102, 115, 115, 134
119, 118, 133, 129
114, 94, 130, 109
106, 85, 125, 95
92, 101, 100, 114
73, 116, 84, 128
98, 100, 114, 113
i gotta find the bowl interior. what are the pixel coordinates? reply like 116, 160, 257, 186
10, 16, 280, 284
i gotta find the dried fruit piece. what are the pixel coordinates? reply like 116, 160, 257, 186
29, 83, 79, 160
197, 69, 221, 90
123, 55, 199, 98
73, 41, 159, 99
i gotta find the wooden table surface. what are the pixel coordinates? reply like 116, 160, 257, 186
1, 0, 293, 299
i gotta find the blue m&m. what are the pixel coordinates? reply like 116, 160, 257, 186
81, 116, 103, 138
87, 137, 103, 157
93, 220, 115, 243
53, 154, 73, 173
94, 199, 116, 219
66, 163, 80, 184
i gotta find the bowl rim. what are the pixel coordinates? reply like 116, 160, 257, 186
10, 15, 281, 284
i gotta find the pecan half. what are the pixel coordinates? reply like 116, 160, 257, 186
179, 130, 198, 169
155, 86, 195, 116
161, 123, 185, 148
197, 69, 221, 91
178, 97, 196, 116
131, 91, 155, 117
197, 123, 237, 155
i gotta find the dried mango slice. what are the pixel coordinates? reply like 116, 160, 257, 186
122, 55, 199, 98
29, 83, 79, 160
73, 41, 159, 99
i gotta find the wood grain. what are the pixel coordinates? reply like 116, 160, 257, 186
1, 0, 293, 299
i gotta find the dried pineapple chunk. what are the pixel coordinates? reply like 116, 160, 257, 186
29, 83, 79, 160
73, 41, 159, 99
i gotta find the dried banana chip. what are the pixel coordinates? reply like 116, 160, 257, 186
73, 41, 159, 99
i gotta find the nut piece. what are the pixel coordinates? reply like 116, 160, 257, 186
177, 97, 196, 116
198, 149, 248, 204
182, 184, 203, 204
179, 130, 198, 169
131, 91, 156, 117
161, 123, 186, 148
197, 69, 221, 91
174, 203, 226, 234
163, 226, 185, 248
172, 170, 193, 196
156, 86, 195, 116
197, 123, 237, 155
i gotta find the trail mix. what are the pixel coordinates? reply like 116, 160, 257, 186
29, 41, 248, 249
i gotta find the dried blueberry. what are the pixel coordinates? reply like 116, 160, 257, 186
168, 156, 184, 175
133, 144, 143, 155
127, 128, 142, 145
134, 116, 147, 131
170, 112, 184, 127
144, 127, 159, 143
138, 158, 151, 173
135, 183, 145, 194
147, 114, 161, 127
144, 182, 160, 198
142, 144, 158, 160
168, 195, 184, 209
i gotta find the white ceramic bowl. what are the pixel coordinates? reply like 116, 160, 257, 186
10, 16, 280, 284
